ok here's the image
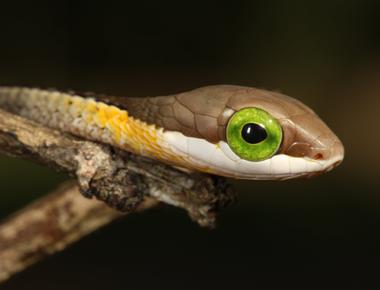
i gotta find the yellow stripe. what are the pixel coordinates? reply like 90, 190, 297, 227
0, 87, 208, 172
74, 97, 174, 161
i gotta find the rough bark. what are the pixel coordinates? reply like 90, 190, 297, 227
0, 182, 159, 282
0, 109, 236, 283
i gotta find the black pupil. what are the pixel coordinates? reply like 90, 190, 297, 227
241, 123, 268, 144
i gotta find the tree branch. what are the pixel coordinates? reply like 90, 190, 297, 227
0, 109, 236, 282
0, 182, 158, 282
0, 109, 235, 226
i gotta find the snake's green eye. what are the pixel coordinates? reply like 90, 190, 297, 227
226, 107, 282, 161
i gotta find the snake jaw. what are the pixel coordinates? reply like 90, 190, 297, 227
160, 131, 344, 180
0, 85, 344, 180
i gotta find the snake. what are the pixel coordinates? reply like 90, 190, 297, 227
0, 85, 344, 180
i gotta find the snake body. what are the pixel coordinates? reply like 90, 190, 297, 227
0, 85, 344, 180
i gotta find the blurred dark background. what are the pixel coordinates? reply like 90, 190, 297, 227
0, 0, 379, 289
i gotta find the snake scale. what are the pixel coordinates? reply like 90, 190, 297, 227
0, 85, 344, 180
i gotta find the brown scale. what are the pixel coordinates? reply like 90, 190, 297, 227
94, 85, 344, 163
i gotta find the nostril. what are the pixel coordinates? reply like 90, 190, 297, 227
313, 153, 324, 160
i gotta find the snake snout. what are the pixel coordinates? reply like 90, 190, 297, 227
324, 138, 345, 171
310, 137, 344, 175
281, 110, 344, 175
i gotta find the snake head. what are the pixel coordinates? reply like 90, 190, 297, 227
0, 86, 344, 181
159, 85, 344, 180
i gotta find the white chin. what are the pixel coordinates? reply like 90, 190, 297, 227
217, 142, 327, 180
162, 132, 339, 180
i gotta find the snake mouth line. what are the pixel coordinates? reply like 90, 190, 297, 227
304, 155, 344, 178
0, 86, 344, 180
325, 160, 343, 172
